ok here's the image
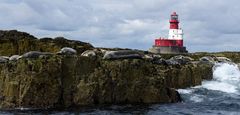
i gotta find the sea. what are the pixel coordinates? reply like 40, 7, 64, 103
0, 62, 240, 115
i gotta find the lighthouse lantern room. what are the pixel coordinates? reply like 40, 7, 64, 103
149, 12, 188, 54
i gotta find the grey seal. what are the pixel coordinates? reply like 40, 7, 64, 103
9, 55, 21, 61
81, 50, 96, 57
21, 51, 53, 59
166, 55, 193, 65
103, 50, 142, 60
0, 56, 9, 63
57, 47, 77, 55
199, 56, 216, 64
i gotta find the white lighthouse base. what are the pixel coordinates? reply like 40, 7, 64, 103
149, 46, 188, 54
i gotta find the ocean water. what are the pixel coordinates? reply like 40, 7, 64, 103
1, 62, 240, 115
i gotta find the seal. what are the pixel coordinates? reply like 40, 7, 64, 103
57, 47, 77, 55
165, 55, 193, 65
216, 57, 231, 63
81, 50, 96, 57
9, 55, 20, 61
199, 56, 216, 64
103, 50, 142, 60
0, 56, 9, 63
21, 51, 53, 59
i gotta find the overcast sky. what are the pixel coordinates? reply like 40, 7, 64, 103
0, 0, 239, 52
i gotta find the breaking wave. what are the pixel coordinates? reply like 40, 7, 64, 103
202, 63, 240, 94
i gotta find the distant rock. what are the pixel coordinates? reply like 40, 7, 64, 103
0, 30, 93, 56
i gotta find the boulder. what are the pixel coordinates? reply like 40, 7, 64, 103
58, 47, 77, 55
103, 50, 142, 60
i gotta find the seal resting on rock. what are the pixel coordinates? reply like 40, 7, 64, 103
216, 57, 231, 63
103, 50, 142, 60
9, 55, 20, 61
57, 47, 77, 55
166, 55, 193, 65
21, 51, 53, 59
81, 50, 96, 57
0, 56, 9, 63
199, 56, 216, 64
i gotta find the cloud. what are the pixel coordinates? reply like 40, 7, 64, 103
0, 0, 239, 52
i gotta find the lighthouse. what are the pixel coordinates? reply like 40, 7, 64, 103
149, 12, 188, 54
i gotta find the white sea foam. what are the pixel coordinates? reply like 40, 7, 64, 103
178, 89, 194, 94
189, 95, 204, 103
201, 63, 240, 94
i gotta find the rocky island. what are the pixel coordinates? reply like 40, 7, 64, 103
0, 30, 239, 109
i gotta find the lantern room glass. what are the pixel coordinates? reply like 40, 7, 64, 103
171, 15, 178, 20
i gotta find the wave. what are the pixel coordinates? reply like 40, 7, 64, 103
202, 63, 240, 94
178, 62, 240, 104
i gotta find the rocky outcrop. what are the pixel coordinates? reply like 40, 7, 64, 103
0, 30, 93, 56
0, 54, 213, 108
0, 30, 237, 109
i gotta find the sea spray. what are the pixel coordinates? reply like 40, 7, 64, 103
201, 62, 240, 94
178, 62, 240, 104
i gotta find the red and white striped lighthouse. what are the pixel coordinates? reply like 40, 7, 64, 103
149, 12, 187, 54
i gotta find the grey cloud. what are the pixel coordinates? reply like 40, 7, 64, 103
0, 0, 239, 52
